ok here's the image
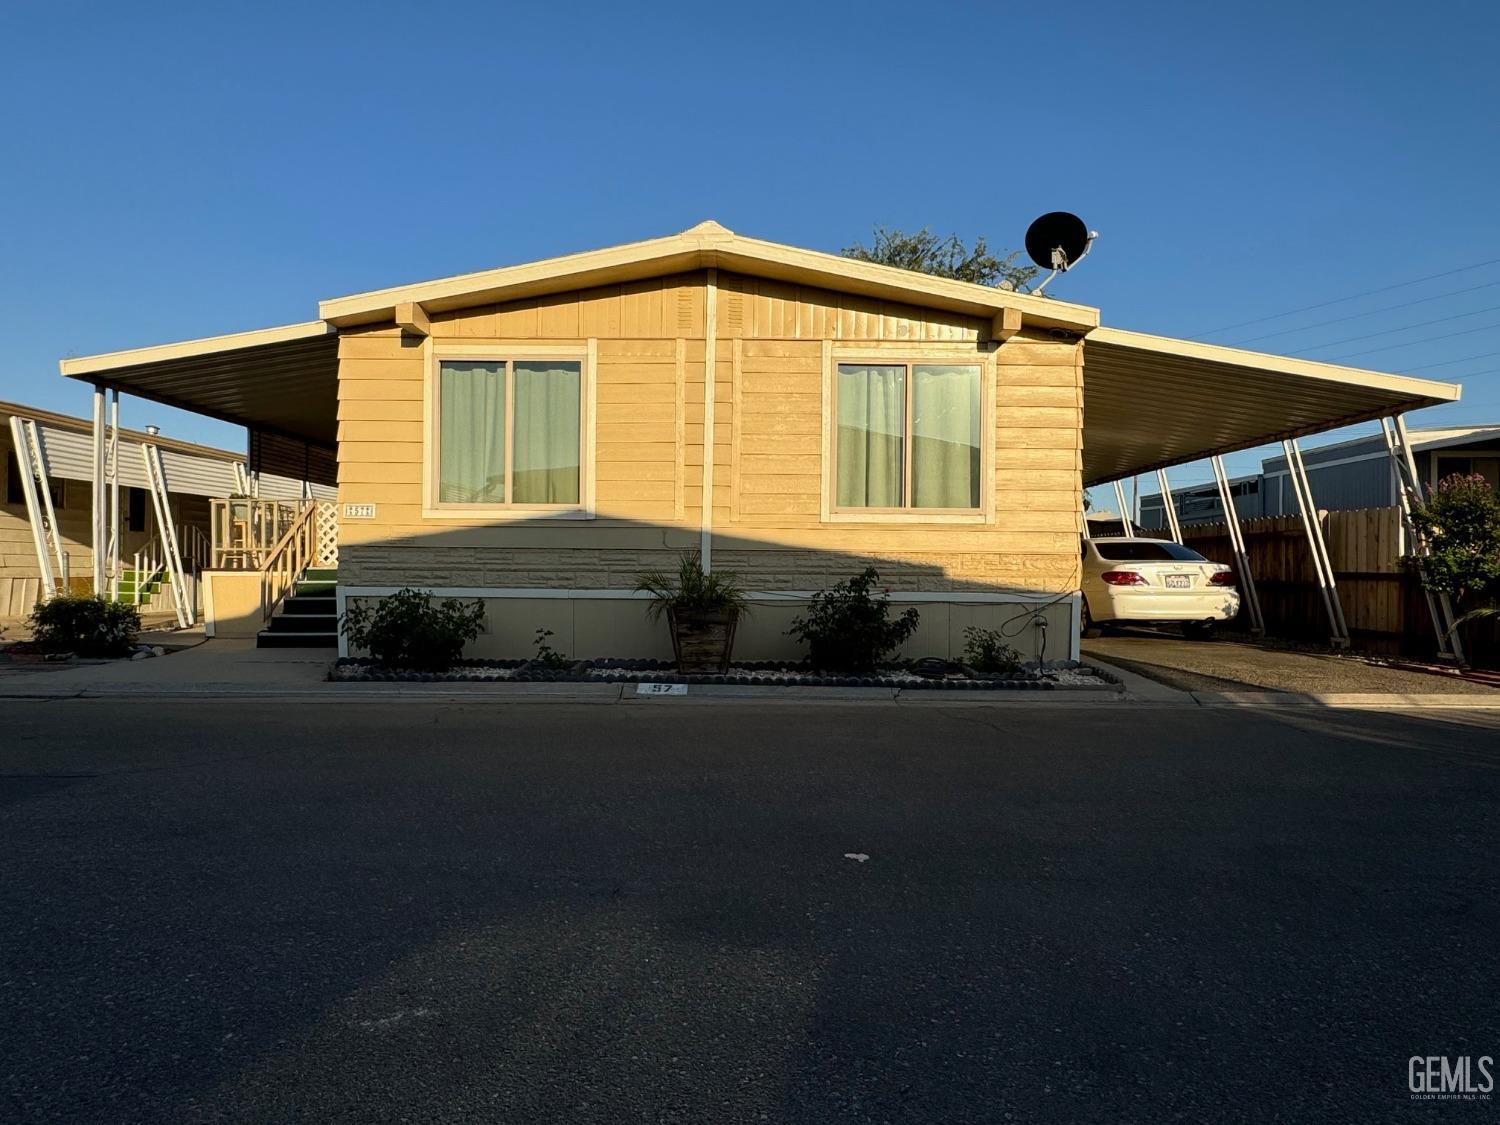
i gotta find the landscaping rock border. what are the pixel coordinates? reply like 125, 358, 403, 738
330, 656, 1063, 690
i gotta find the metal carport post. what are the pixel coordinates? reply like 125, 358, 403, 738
1156, 469, 1183, 543
1112, 479, 1136, 537
1209, 455, 1265, 636
1380, 414, 1464, 663
1282, 437, 1350, 648
91, 386, 106, 594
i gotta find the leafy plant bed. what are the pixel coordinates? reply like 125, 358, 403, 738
330, 657, 1117, 690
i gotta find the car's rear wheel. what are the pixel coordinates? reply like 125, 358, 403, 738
1080, 599, 1102, 639
1182, 621, 1217, 641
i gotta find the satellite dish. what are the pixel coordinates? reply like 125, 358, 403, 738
1023, 212, 1097, 295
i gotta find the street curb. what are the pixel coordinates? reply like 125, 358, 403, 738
1075, 655, 1195, 704
1, 681, 1495, 709
1190, 691, 1500, 709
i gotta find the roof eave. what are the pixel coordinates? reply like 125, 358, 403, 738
59, 320, 334, 379
316, 226, 1100, 332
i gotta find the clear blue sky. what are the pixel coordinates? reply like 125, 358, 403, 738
5, 0, 1498, 508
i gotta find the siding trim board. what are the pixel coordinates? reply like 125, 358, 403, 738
701, 269, 718, 566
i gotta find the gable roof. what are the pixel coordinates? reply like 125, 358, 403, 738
58, 222, 1463, 487
317, 220, 1100, 331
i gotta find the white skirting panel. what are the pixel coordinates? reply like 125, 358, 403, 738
336, 587, 1083, 664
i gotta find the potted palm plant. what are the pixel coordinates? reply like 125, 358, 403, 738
634, 550, 749, 672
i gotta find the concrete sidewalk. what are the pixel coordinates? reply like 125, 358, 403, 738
0, 637, 332, 694
3, 640, 1499, 710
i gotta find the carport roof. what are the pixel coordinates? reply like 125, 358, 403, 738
59, 320, 339, 448
1080, 328, 1461, 486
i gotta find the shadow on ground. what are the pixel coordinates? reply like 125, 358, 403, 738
1083, 627, 1499, 696
2, 699, 1498, 1123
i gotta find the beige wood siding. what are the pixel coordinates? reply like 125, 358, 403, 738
716, 274, 1083, 596
336, 275, 708, 587
336, 269, 1083, 601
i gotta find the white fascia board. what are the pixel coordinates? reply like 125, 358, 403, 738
60, 321, 332, 377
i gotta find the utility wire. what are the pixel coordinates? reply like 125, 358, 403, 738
1291, 304, 1500, 354
1226, 279, 1500, 346
1327, 320, 1500, 362
1403, 349, 1500, 372
1188, 256, 1500, 339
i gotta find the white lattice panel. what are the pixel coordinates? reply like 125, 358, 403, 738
316, 501, 339, 567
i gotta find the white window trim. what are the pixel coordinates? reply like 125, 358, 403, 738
423, 341, 598, 521
821, 347, 995, 525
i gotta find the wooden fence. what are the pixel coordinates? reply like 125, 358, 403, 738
1169, 507, 1497, 665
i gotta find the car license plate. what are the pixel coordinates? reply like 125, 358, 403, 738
1165, 574, 1191, 589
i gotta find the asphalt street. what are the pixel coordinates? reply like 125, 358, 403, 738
3, 699, 1498, 1124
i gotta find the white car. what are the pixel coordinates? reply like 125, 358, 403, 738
1081, 537, 1240, 639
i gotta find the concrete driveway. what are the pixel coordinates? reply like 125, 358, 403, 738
1083, 628, 1498, 696
3, 699, 1498, 1123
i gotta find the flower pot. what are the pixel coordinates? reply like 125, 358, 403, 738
667, 607, 739, 673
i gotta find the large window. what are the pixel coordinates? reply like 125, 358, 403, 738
835, 362, 982, 511
436, 358, 583, 508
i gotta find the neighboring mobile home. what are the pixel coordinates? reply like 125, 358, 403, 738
58, 222, 1462, 660
1, 399, 329, 617
1139, 424, 1500, 528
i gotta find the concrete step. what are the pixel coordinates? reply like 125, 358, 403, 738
282, 596, 336, 616
265, 613, 337, 634
256, 631, 338, 649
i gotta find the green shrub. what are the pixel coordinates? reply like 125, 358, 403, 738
341, 588, 485, 672
1408, 473, 1500, 601
634, 550, 749, 622
29, 595, 140, 657
788, 567, 919, 673
961, 626, 1023, 674
531, 627, 573, 670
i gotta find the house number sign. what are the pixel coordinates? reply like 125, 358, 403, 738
343, 503, 377, 519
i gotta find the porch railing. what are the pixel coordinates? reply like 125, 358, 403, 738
129, 522, 209, 606
259, 501, 320, 624
210, 498, 304, 569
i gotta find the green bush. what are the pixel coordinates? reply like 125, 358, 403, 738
1408, 473, 1500, 601
961, 626, 1023, 674
29, 595, 140, 657
531, 627, 573, 670
788, 567, 919, 673
341, 588, 485, 672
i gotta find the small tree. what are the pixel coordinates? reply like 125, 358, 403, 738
1407, 473, 1500, 602
843, 226, 1038, 291
788, 568, 919, 673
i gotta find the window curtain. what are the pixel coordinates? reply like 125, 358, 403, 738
836, 364, 905, 507
512, 361, 581, 504
911, 365, 981, 508
438, 362, 505, 503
